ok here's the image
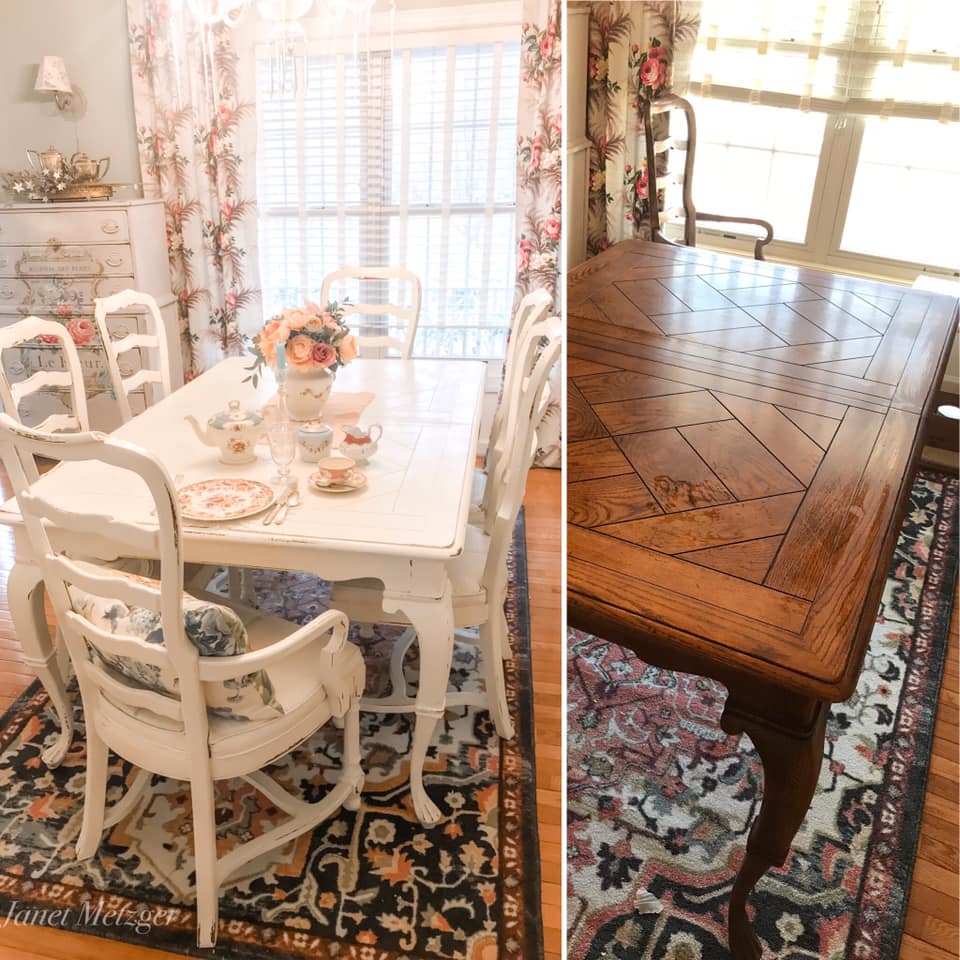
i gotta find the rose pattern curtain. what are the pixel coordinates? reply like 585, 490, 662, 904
586, 2, 701, 257
126, 0, 261, 380
516, 0, 562, 467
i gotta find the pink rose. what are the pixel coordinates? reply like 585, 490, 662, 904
220, 201, 234, 221
640, 58, 661, 88
648, 46, 665, 60
287, 334, 315, 366
55, 304, 73, 319
321, 311, 339, 329
257, 318, 288, 365
218, 104, 232, 125
38, 334, 60, 345
225, 292, 237, 309
632, 43, 639, 53
656, 59, 668, 87
543, 218, 561, 241
540, 35, 553, 59
311, 342, 336, 368
636, 174, 649, 199
67, 318, 95, 347
338, 334, 358, 364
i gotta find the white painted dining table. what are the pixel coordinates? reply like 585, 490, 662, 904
0, 355, 486, 825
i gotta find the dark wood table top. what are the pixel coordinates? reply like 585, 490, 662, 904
567, 239, 959, 704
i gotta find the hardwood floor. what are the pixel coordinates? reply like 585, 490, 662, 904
0, 466, 564, 960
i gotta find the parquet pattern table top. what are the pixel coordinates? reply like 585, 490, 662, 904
567, 240, 958, 701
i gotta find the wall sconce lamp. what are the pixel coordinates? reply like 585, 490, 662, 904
34, 56, 73, 110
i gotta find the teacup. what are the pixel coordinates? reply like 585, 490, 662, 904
315, 456, 355, 482
297, 423, 334, 462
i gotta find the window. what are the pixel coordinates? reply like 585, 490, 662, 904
256, 13, 520, 358
684, 0, 960, 279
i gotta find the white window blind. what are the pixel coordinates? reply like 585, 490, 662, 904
256, 35, 521, 359
690, 0, 960, 122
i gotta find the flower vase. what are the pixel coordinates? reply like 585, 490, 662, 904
285, 367, 335, 421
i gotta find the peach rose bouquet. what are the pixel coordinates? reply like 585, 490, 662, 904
244, 299, 357, 387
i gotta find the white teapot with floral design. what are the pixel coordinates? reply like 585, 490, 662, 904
185, 400, 265, 464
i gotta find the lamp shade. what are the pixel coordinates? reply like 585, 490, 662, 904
34, 56, 72, 94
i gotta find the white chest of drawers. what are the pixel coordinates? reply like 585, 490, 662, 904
0, 199, 182, 430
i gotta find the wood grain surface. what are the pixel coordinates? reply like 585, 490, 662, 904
567, 240, 958, 703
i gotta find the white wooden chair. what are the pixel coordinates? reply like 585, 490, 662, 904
0, 416, 365, 948
319, 266, 422, 359
331, 315, 562, 741
93, 288, 173, 423
471, 288, 552, 523
0, 315, 90, 441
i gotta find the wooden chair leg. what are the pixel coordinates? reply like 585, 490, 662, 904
480, 619, 514, 740
341, 701, 364, 811
76, 724, 109, 860
191, 777, 221, 949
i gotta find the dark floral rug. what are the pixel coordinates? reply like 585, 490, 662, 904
567, 467, 958, 960
0, 521, 541, 960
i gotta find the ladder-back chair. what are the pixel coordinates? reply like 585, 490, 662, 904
93, 288, 174, 423
332, 316, 562, 742
320, 266, 422, 358
0, 417, 365, 948
641, 93, 774, 260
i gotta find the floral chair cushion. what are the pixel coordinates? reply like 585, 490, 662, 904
68, 565, 283, 722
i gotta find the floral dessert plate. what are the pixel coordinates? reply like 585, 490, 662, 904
308, 468, 367, 494
177, 478, 275, 521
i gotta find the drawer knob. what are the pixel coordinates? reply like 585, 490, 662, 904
114, 324, 129, 338
100, 220, 120, 235
105, 256, 124, 267
119, 362, 134, 376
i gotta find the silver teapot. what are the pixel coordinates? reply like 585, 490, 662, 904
69, 152, 110, 182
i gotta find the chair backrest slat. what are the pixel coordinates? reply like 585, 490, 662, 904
19, 489, 161, 558
94, 289, 173, 422
320, 266, 422, 359
0, 316, 90, 435
61, 611, 173, 669
83, 653, 185, 722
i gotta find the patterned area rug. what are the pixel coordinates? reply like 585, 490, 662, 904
567, 467, 958, 960
0, 522, 541, 960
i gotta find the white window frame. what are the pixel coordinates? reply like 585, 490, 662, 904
677, 101, 960, 286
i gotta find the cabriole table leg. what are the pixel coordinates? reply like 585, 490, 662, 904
382, 578, 455, 827
8, 561, 74, 767
720, 698, 830, 960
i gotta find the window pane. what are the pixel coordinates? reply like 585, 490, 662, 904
841, 118, 960, 268
689, 98, 825, 243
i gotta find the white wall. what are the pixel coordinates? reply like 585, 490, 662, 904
0, 0, 141, 190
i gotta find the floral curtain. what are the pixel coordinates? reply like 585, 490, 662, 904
516, 0, 562, 467
126, 1, 261, 380
586, 1, 701, 257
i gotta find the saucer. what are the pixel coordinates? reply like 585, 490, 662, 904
309, 467, 367, 493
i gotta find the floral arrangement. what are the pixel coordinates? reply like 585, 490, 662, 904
244, 300, 357, 387
1, 167, 81, 202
